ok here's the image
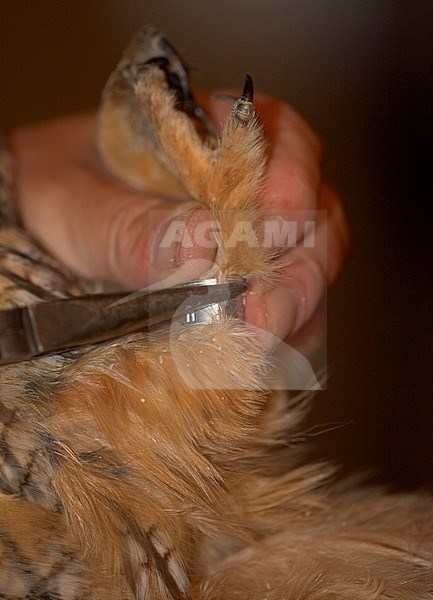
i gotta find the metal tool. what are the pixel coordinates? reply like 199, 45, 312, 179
0, 279, 247, 365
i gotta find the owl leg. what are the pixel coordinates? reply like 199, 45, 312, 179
98, 25, 215, 200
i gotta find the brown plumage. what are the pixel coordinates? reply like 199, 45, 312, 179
0, 25, 432, 599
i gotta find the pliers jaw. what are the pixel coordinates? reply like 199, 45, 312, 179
0, 278, 247, 366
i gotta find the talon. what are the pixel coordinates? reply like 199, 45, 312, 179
233, 74, 255, 126
241, 73, 254, 103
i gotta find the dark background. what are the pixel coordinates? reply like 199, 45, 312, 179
1, 1, 431, 489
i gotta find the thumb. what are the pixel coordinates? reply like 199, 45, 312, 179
11, 114, 217, 290
102, 197, 217, 289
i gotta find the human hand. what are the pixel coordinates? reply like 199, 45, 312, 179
11, 95, 349, 349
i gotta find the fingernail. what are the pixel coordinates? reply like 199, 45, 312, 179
153, 207, 217, 272
153, 210, 188, 271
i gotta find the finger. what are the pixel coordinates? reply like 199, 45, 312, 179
245, 184, 350, 349
287, 299, 327, 359
11, 114, 217, 289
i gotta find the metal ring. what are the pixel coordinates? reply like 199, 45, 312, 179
179, 276, 246, 325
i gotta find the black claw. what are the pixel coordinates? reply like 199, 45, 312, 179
241, 74, 254, 103
234, 74, 255, 125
